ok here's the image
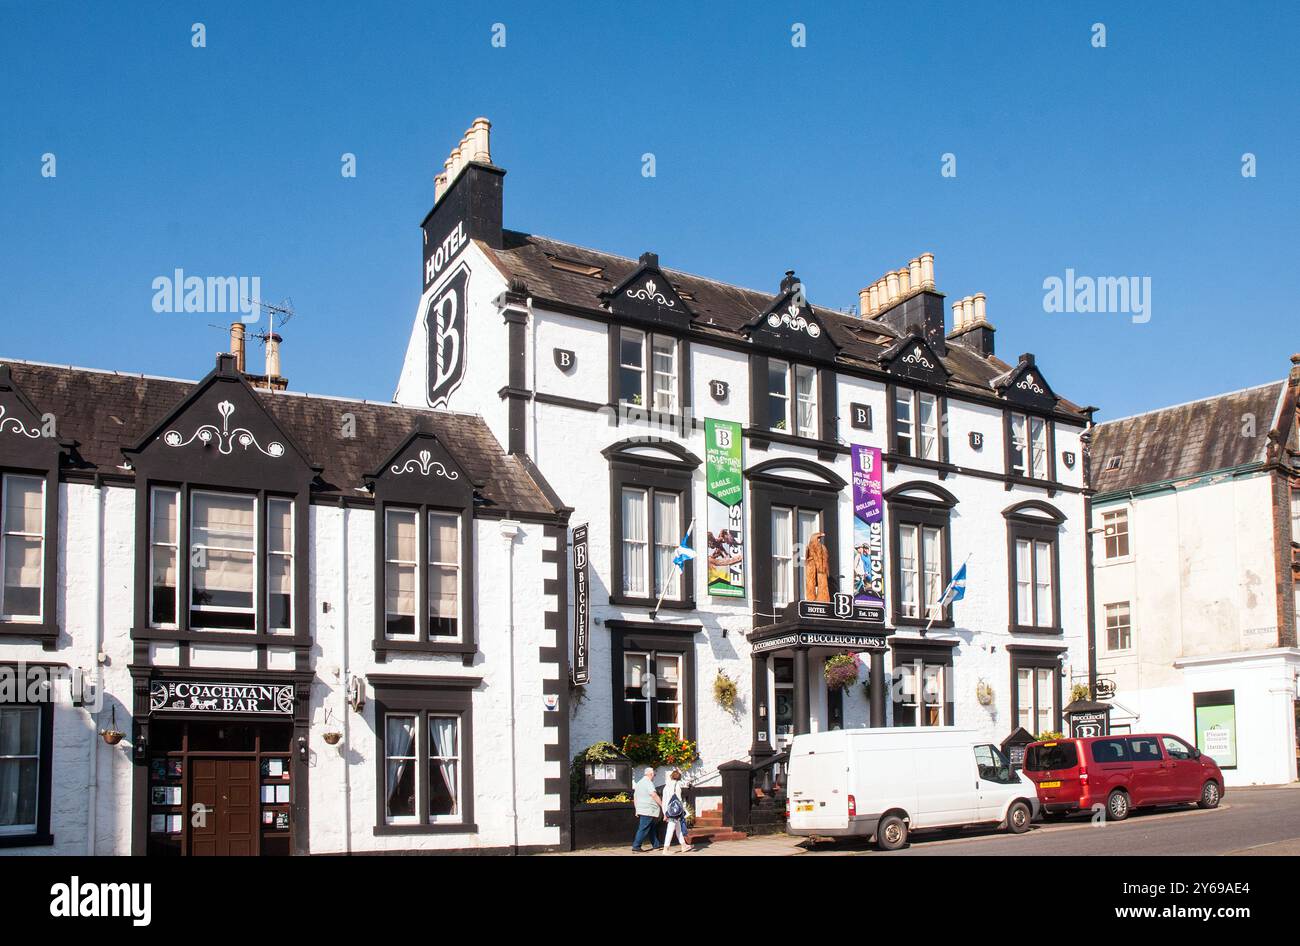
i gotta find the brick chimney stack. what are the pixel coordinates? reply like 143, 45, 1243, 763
947, 290, 996, 357
859, 252, 945, 354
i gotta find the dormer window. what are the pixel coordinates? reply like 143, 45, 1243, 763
893, 389, 940, 460
384, 509, 462, 641
767, 360, 817, 438
1009, 412, 1050, 479
1, 474, 44, 621
617, 328, 679, 413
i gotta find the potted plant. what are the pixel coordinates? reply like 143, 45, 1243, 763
824, 653, 860, 690
656, 728, 698, 770
620, 732, 660, 767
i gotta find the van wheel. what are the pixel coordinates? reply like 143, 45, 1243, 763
1106, 790, 1131, 821
876, 815, 909, 851
1197, 781, 1221, 810
1005, 800, 1032, 834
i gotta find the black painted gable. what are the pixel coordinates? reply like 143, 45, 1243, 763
0, 365, 59, 470
367, 430, 477, 506
601, 252, 693, 329
879, 332, 951, 386
995, 354, 1059, 411
742, 271, 840, 363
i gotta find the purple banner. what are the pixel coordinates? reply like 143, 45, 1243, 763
851, 445, 885, 609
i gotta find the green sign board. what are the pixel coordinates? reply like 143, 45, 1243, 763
705, 418, 744, 598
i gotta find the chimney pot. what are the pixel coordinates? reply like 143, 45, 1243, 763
470, 117, 491, 163
886, 271, 900, 302
859, 287, 872, 317
229, 321, 246, 374
920, 253, 936, 289
867, 283, 879, 315
953, 298, 966, 330
908, 258, 922, 290
898, 267, 911, 295
266, 332, 283, 380
972, 292, 987, 324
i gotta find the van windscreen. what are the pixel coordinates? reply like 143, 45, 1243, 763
1024, 742, 1078, 771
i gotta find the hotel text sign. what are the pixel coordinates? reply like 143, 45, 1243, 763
571, 526, 590, 686
150, 681, 295, 715
751, 631, 888, 655
798, 594, 885, 625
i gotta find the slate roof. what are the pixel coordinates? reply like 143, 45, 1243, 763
1, 359, 562, 517
478, 230, 1089, 418
1088, 381, 1284, 494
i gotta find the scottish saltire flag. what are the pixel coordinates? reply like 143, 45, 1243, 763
940, 562, 968, 606
672, 535, 696, 569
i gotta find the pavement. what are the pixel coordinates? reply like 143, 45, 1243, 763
556, 784, 1300, 856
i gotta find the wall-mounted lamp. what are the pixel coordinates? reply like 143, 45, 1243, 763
297, 736, 308, 762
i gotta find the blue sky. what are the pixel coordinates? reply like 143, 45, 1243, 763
3, 1, 1296, 420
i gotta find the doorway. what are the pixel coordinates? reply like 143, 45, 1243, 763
190, 759, 256, 855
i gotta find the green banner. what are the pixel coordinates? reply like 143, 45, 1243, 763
705, 418, 745, 598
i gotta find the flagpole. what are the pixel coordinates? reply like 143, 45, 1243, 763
925, 552, 972, 635
650, 517, 695, 622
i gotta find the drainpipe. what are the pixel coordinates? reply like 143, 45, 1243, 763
339, 499, 352, 855
499, 520, 522, 854
85, 475, 105, 855
527, 297, 537, 463
1082, 425, 1098, 699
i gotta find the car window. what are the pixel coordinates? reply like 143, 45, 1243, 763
1161, 736, 1192, 760
1025, 742, 1078, 771
1089, 738, 1130, 763
974, 744, 1019, 784
1127, 737, 1162, 761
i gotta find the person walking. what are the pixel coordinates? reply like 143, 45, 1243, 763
631, 766, 663, 852
661, 768, 692, 853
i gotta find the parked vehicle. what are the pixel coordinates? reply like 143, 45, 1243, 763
1022, 733, 1224, 821
785, 727, 1040, 850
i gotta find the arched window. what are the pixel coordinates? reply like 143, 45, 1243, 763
884, 482, 957, 628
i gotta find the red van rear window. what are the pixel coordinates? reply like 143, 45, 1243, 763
1025, 742, 1078, 771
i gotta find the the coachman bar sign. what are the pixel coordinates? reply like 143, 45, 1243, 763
571, 525, 590, 685
150, 681, 295, 715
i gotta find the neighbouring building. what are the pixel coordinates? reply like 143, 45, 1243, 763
1088, 356, 1300, 787
0, 344, 572, 855
393, 118, 1097, 825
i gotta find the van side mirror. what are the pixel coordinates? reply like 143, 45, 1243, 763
1190, 748, 1201, 759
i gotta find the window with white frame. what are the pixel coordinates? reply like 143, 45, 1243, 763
1105, 601, 1132, 651
1009, 412, 1050, 479
621, 486, 682, 601
382, 711, 464, 825
767, 360, 818, 438
0, 705, 40, 835
1290, 487, 1299, 543
150, 487, 179, 627
893, 389, 940, 460
1102, 508, 1129, 559
189, 491, 257, 630
267, 498, 293, 632
1, 474, 45, 621
383, 508, 462, 641
622, 650, 684, 737
618, 329, 679, 413
893, 658, 950, 727
898, 523, 946, 621
1013, 537, 1054, 629
771, 506, 821, 608
1017, 666, 1058, 734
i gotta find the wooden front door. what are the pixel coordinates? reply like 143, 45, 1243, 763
190, 758, 257, 855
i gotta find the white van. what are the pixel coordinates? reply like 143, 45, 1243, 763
786, 727, 1040, 850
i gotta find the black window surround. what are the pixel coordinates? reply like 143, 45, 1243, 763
368, 432, 478, 662
746, 355, 840, 461
885, 481, 957, 630
607, 621, 699, 747
886, 383, 949, 469
1004, 500, 1065, 636
0, 665, 56, 848
1007, 644, 1066, 734
889, 637, 957, 727
604, 439, 699, 611
746, 458, 845, 628
0, 366, 61, 648
607, 327, 692, 434
1003, 410, 1057, 488
369, 673, 479, 836
123, 359, 316, 658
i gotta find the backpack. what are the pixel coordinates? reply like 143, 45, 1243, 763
666, 794, 686, 820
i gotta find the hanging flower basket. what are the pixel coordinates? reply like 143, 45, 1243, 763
713, 671, 738, 713
824, 653, 860, 691
101, 729, 124, 746
322, 731, 343, 746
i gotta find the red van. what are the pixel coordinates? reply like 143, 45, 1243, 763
1022, 733, 1224, 820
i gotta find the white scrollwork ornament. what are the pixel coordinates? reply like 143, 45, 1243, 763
901, 345, 935, 370
766, 304, 821, 338
163, 400, 286, 458
0, 405, 42, 439
391, 448, 459, 480
1017, 373, 1046, 395
626, 279, 674, 307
